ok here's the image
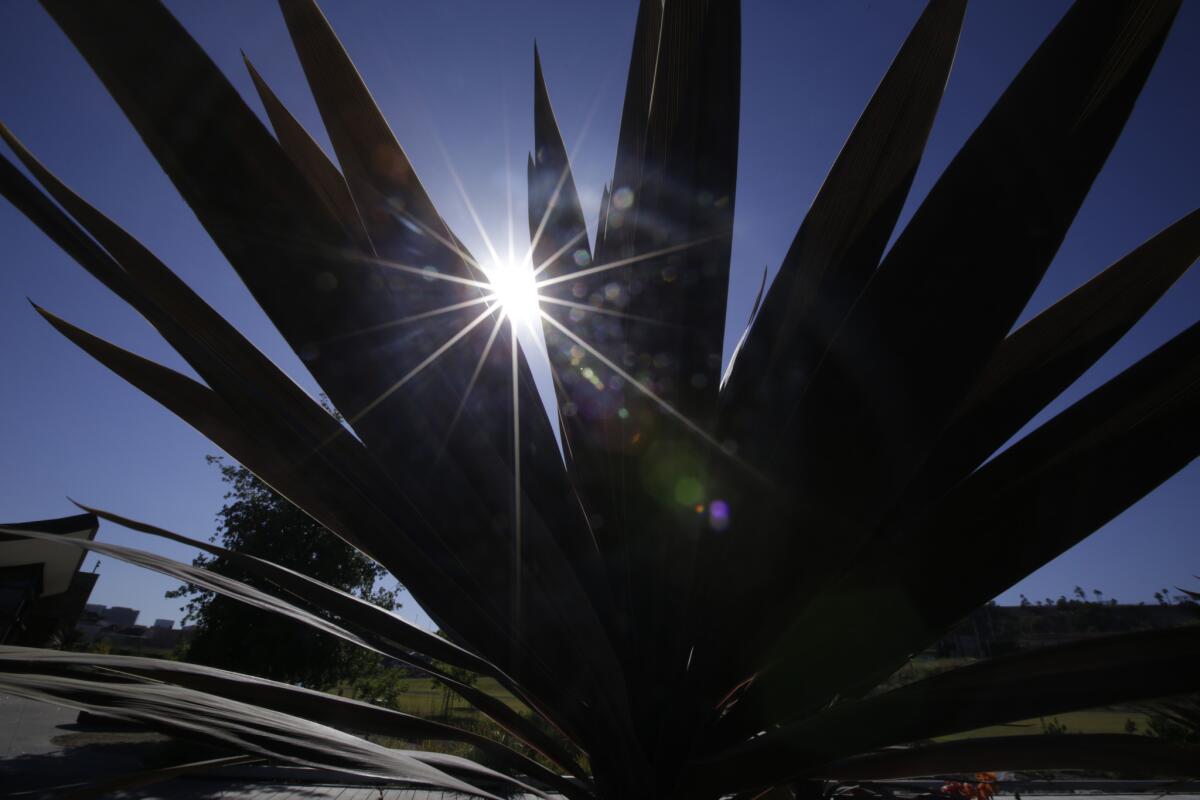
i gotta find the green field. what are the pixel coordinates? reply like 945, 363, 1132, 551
380, 672, 1151, 743
877, 658, 1155, 742
345, 663, 1158, 754
938, 709, 1152, 741
387, 676, 525, 717
328, 666, 1169, 776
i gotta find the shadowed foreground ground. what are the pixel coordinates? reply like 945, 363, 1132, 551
0, 693, 546, 799
4, 694, 1199, 800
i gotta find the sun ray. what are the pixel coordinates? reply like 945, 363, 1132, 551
437, 309, 508, 462
526, 162, 578, 274
509, 319, 523, 679
438, 145, 505, 271
538, 295, 679, 327
522, 81, 604, 276
503, 102, 516, 268
316, 304, 501, 451
547, 367, 602, 555
539, 309, 759, 478
531, 229, 588, 279
367, 256, 494, 291
534, 234, 729, 290
377, 196, 490, 283
325, 294, 497, 344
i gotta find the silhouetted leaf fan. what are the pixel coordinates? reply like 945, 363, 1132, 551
3, 1, 1199, 797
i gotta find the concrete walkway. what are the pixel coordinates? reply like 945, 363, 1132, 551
1, 691, 78, 757
3, 693, 185, 796
4, 695, 1198, 799
0, 693, 547, 799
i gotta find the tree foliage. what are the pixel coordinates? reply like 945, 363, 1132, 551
167, 456, 400, 688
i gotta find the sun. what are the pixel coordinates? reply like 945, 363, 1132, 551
485, 258, 541, 331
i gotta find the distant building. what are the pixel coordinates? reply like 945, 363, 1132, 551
103, 606, 140, 627
0, 513, 99, 645
153, 618, 174, 629
145, 624, 183, 650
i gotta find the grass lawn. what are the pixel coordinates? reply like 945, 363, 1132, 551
881, 659, 1157, 743
388, 676, 525, 717
937, 709, 1152, 741
361, 664, 1159, 750
387, 676, 1151, 739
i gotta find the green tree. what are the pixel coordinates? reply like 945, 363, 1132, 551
168, 456, 402, 688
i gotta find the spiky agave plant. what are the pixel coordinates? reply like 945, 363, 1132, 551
2, 0, 1199, 797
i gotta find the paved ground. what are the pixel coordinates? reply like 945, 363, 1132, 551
1, 692, 78, 757
2, 693, 200, 797
11, 783, 505, 799
0, 694, 539, 799
4, 695, 1199, 799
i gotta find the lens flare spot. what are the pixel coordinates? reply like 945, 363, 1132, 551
673, 477, 703, 507
708, 499, 731, 532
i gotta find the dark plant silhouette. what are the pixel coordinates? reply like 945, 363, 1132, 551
2, 1, 1200, 798
1142, 695, 1200, 745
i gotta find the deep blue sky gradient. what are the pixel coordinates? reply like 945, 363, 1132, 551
0, 1, 1196, 628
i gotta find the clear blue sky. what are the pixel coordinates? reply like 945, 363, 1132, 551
1, 1, 1196, 628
